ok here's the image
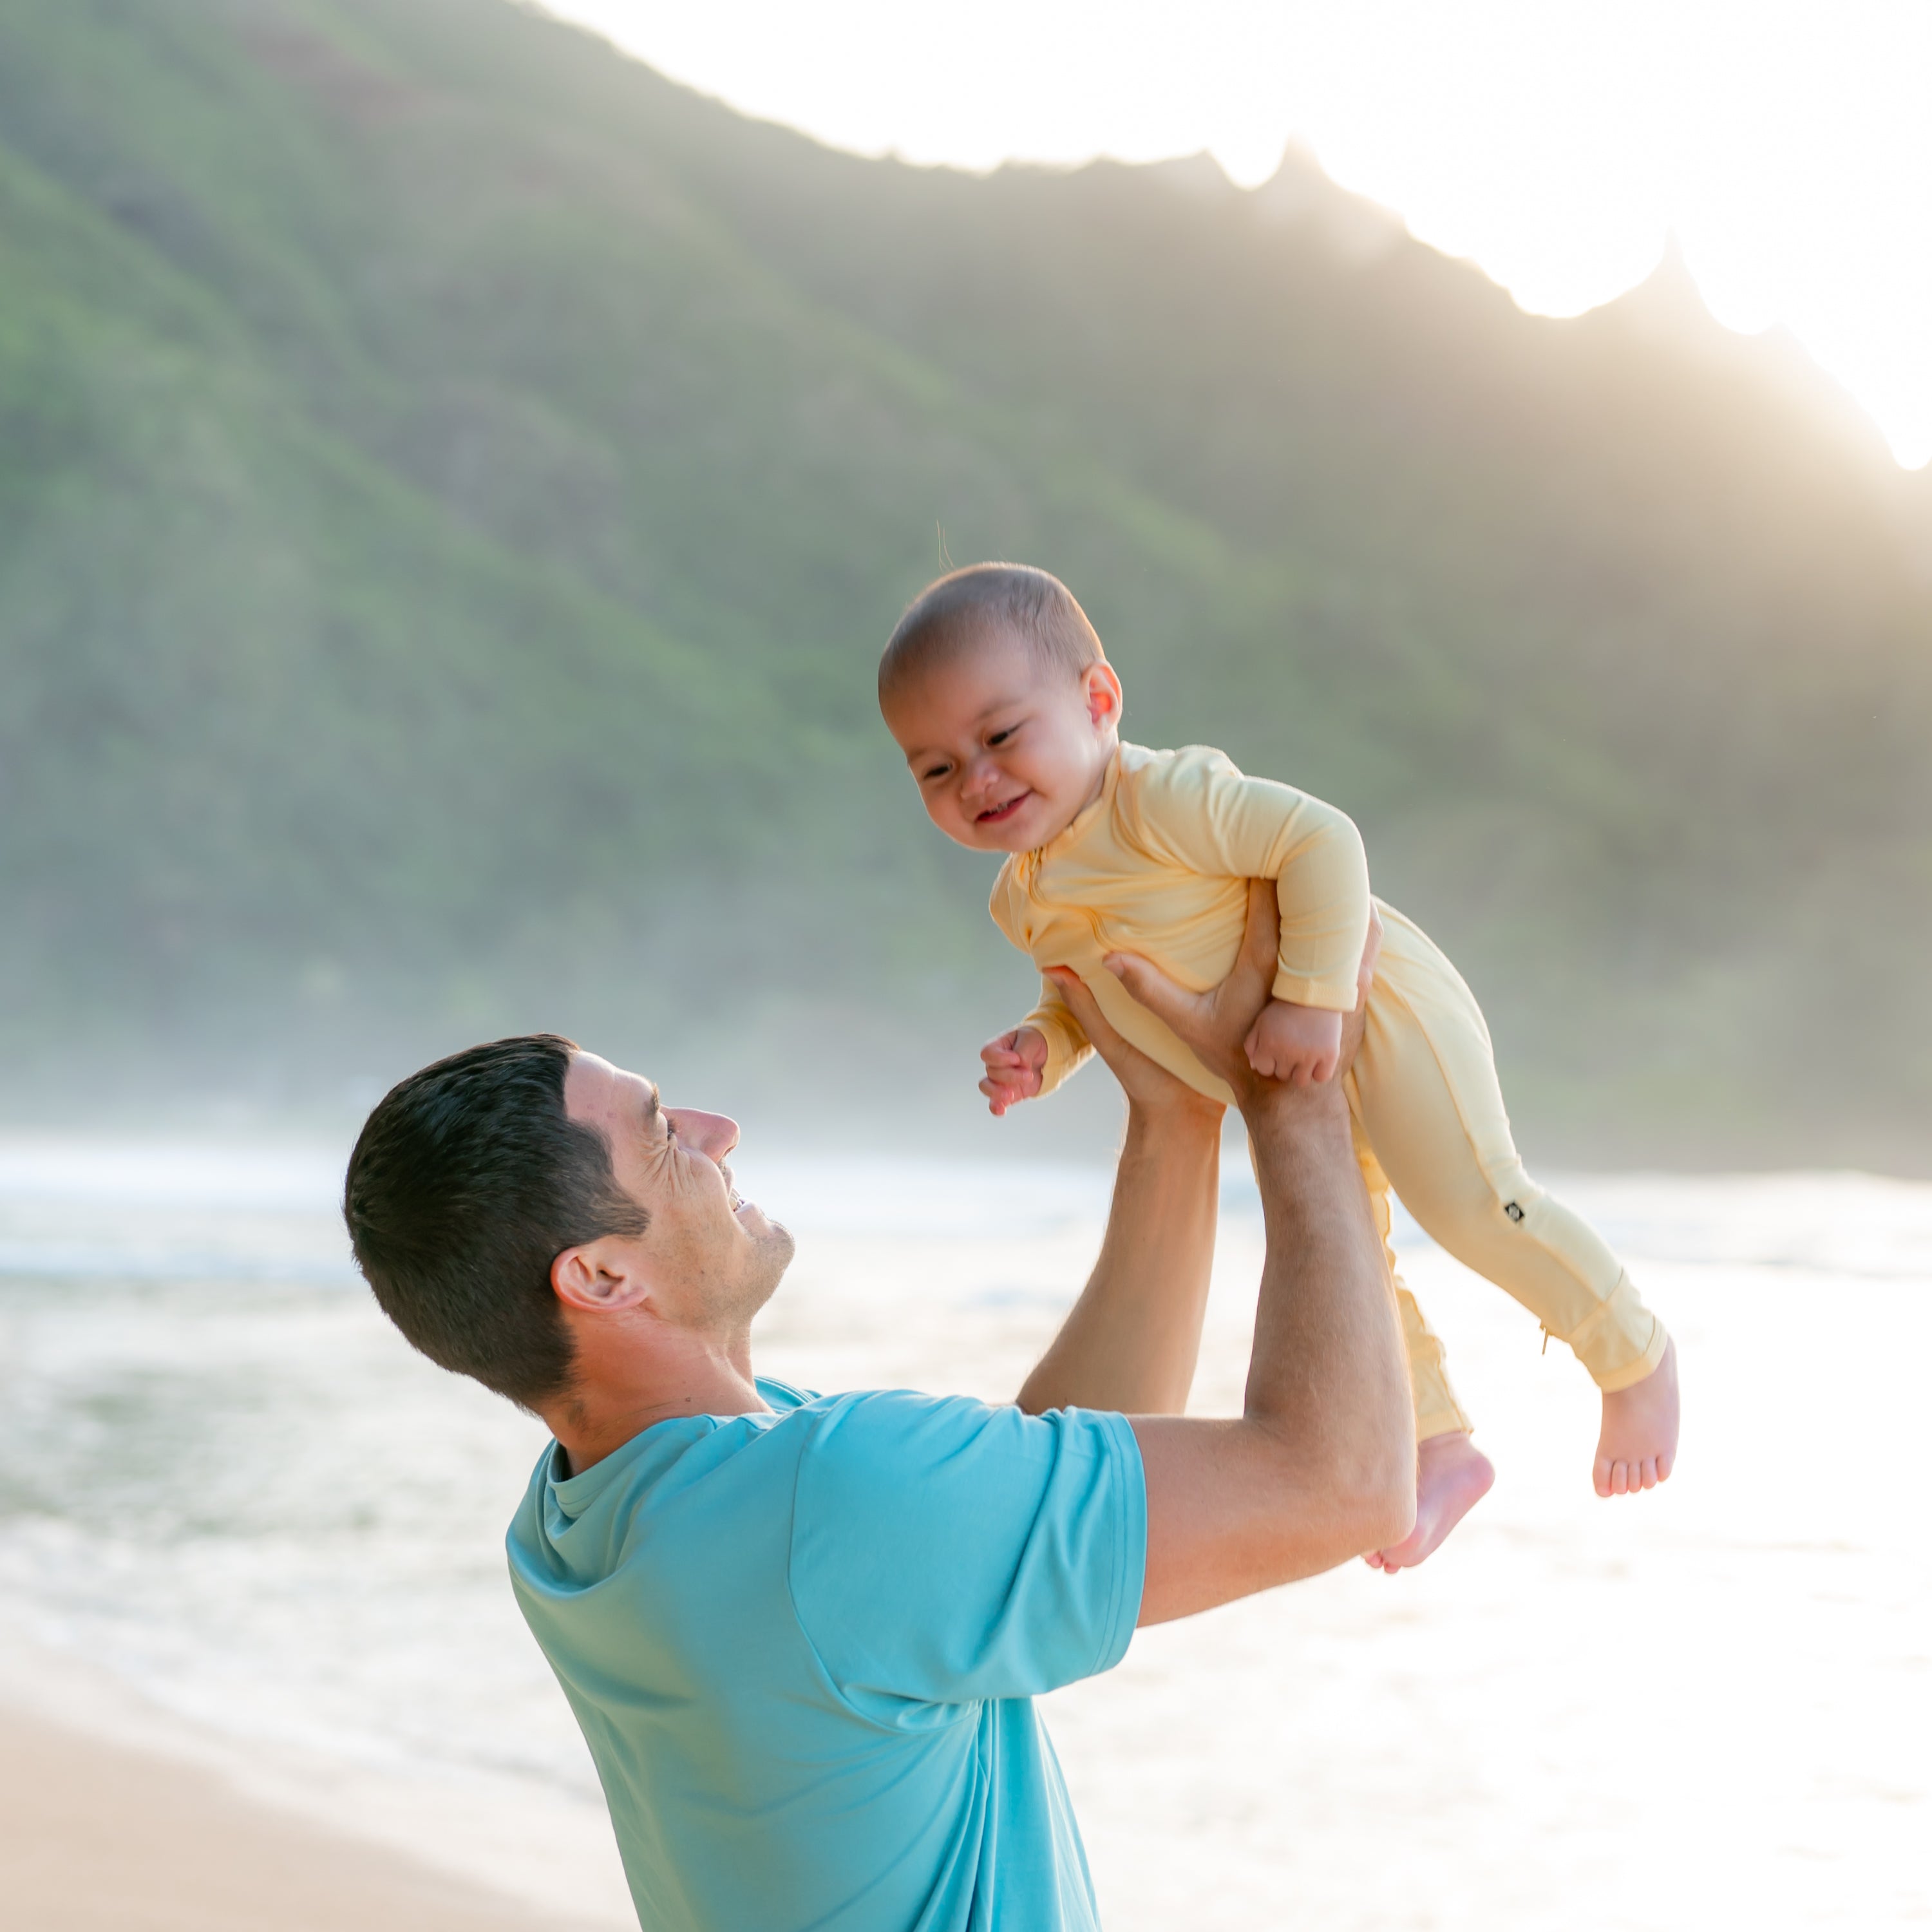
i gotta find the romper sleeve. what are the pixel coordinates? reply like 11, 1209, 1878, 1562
1124, 745, 1370, 1012
990, 864, 1095, 1096
1018, 974, 1094, 1098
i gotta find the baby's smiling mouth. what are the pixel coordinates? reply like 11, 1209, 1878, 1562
974, 791, 1032, 824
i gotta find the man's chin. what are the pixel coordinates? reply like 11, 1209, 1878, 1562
735, 1201, 794, 1263
734, 1215, 795, 1322
732, 1195, 781, 1237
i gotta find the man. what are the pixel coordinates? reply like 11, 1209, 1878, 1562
343, 886, 1413, 1930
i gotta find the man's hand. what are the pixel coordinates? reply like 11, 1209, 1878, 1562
1039, 968, 1223, 1130
979, 1026, 1047, 1116
1244, 999, 1343, 1085
1101, 883, 1382, 1098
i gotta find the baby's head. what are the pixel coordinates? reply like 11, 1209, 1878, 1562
879, 563, 1123, 853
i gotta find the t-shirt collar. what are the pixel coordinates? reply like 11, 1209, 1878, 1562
543, 1379, 811, 1519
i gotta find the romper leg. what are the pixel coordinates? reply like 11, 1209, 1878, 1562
1356, 916, 1668, 1393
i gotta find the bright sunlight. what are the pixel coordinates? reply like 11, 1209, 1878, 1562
547, 0, 1932, 468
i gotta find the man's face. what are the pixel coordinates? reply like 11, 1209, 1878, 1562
562, 1052, 794, 1334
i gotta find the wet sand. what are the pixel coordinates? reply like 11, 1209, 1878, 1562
0, 1702, 601, 1932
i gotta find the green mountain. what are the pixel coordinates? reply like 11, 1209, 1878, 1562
3, 0, 1929, 1166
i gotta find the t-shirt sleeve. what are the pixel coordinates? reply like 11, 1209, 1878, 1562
787, 1392, 1146, 1714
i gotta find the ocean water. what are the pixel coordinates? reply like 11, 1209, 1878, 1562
0, 1137, 1927, 1930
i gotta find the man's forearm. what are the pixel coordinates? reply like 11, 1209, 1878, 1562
1133, 1079, 1414, 1624
1241, 1082, 1414, 1497
1016, 1095, 1220, 1416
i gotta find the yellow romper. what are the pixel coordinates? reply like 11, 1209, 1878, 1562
990, 742, 1667, 1439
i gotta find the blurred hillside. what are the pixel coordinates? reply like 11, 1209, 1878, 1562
2, 0, 1929, 1166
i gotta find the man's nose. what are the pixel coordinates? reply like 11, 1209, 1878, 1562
667, 1108, 739, 1164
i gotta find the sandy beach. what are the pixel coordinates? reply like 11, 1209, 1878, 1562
0, 1701, 601, 1932
2, 1150, 1927, 1929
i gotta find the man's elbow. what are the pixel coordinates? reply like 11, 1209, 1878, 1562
1318, 1430, 1416, 1557
1251, 1434, 1416, 1577
1343, 1465, 1416, 1555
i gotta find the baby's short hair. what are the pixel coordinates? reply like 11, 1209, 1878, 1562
880, 563, 1104, 703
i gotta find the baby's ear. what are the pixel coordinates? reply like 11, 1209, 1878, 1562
1084, 660, 1124, 728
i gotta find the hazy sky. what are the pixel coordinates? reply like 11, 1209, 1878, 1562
544, 1, 1932, 468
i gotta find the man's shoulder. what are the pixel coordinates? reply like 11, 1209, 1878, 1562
711, 1388, 1028, 1506
756, 1383, 991, 1425
509, 1392, 1128, 1576
791, 1394, 1139, 1522
786, 1387, 1010, 1466
786, 1397, 1148, 1708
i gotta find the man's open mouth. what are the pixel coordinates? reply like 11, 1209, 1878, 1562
975, 792, 1031, 824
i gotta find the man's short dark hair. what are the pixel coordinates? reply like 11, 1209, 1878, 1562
878, 562, 1104, 704
343, 1034, 648, 1410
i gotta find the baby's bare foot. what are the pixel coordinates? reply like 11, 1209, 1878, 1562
1365, 1430, 1494, 1574
1594, 1336, 1679, 1497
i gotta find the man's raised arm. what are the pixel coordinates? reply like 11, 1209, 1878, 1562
1049, 883, 1415, 1625
1015, 978, 1224, 1420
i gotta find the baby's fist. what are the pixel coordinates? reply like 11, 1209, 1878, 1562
980, 1027, 1048, 1117
1244, 999, 1343, 1086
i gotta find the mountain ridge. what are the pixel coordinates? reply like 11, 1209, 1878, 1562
1, 0, 1927, 1167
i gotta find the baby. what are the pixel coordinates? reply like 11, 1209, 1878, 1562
879, 562, 1680, 1571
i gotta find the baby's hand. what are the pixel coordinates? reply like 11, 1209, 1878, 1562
980, 1027, 1048, 1117
1244, 999, 1343, 1086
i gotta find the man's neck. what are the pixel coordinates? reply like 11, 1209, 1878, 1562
545, 1324, 768, 1476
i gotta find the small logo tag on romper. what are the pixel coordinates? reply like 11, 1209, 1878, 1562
1504, 1202, 1526, 1222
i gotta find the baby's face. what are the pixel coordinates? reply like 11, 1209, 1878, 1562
882, 630, 1122, 853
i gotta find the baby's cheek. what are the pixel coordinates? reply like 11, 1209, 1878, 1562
926, 797, 979, 848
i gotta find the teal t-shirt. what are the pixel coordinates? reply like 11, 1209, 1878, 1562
506, 1379, 1146, 1932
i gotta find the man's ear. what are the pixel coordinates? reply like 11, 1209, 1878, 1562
1084, 661, 1124, 730
551, 1238, 651, 1315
